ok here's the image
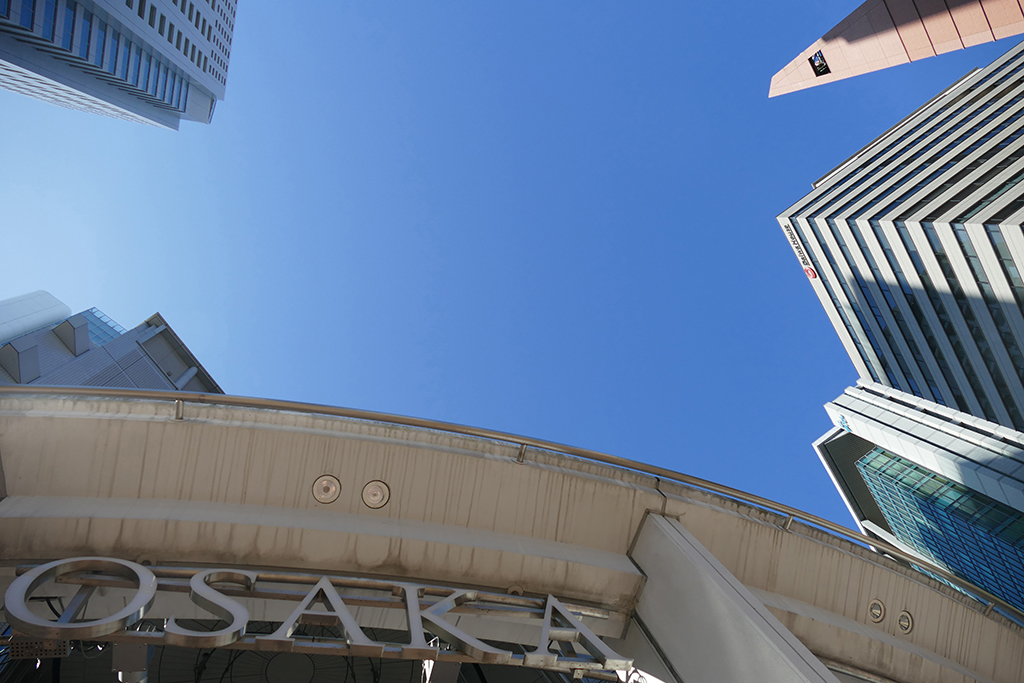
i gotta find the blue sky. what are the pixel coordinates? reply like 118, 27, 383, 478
1, 1, 1016, 526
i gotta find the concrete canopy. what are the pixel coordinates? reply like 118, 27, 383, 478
0, 388, 1022, 683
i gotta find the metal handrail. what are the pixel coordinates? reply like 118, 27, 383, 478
1, 385, 1022, 626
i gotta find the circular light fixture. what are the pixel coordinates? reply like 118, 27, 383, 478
897, 610, 914, 634
312, 475, 341, 504
868, 599, 885, 623
361, 480, 391, 509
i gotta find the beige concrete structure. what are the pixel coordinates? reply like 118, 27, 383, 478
770, 0, 1024, 97
1, 387, 1023, 682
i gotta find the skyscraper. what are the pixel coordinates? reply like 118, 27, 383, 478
779, 41, 1024, 610
0, 290, 221, 392
770, 0, 1024, 97
0, 0, 236, 129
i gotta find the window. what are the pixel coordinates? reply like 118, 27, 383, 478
130, 44, 141, 85
148, 5, 155, 27
809, 50, 830, 77
125, 0, 132, 9
41, 0, 56, 41
107, 31, 119, 74
202, 53, 207, 71
200, 17, 205, 33
78, 9, 91, 59
18, 0, 35, 30
137, 0, 145, 20
119, 39, 130, 79
93, 20, 105, 66
176, 30, 182, 49
158, 13, 165, 35
183, 36, 189, 56
141, 53, 151, 90
0, 0, 9, 19
188, 2, 193, 20
190, 43, 195, 61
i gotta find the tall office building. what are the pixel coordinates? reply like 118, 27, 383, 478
0, 0, 236, 129
779, 41, 1024, 610
0, 290, 221, 392
771, 0, 1024, 97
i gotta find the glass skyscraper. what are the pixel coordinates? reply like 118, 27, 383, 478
0, 0, 236, 128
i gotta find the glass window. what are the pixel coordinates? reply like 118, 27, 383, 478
18, 0, 34, 30
0, 0, 9, 20
59, 2, 73, 49
141, 53, 151, 91
188, 2, 193, 20
130, 44, 141, 85
77, 8, 90, 59
167, 21, 174, 43
119, 38, 131, 80
176, 30, 182, 49
93, 20, 105, 66
137, 0, 145, 20
40, 0, 56, 41
158, 13, 165, 35
107, 31, 119, 74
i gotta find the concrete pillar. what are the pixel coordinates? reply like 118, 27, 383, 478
629, 514, 840, 683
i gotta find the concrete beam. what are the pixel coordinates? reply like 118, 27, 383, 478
629, 514, 839, 683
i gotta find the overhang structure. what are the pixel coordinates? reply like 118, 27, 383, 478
0, 388, 1022, 683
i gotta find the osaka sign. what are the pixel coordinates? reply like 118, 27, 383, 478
3, 557, 632, 675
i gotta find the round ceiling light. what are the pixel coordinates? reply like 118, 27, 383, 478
361, 480, 391, 509
312, 475, 341, 504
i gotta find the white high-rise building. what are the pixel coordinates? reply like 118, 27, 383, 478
779, 41, 1024, 613
779, 40, 1024, 430
0, 0, 236, 128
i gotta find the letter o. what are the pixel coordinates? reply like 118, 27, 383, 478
3, 557, 157, 640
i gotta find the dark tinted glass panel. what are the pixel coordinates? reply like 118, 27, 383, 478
77, 9, 90, 59
119, 39, 130, 79
130, 45, 141, 85
60, 3, 74, 50
107, 31, 119, 74
41, 0, 55, 40
0, 0, 9, 20
18, 0, 34, 29
93, 20, 105, 66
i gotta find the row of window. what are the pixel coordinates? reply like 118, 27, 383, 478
858, 448, 1024, 612
1, 0, 190, 110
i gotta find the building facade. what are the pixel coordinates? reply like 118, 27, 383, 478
0, 0, 236, 128
771, 0, 1024, 97
0, 290, 221, 392
815, 381, 1024, 611
779, 39, 1024, 429
779, 41, 1024, 613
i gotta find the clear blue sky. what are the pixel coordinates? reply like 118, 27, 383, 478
0, 1, 1015, 527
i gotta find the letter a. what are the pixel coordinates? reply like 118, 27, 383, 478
257, 577, 384, 656
524, 595, 632, 671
